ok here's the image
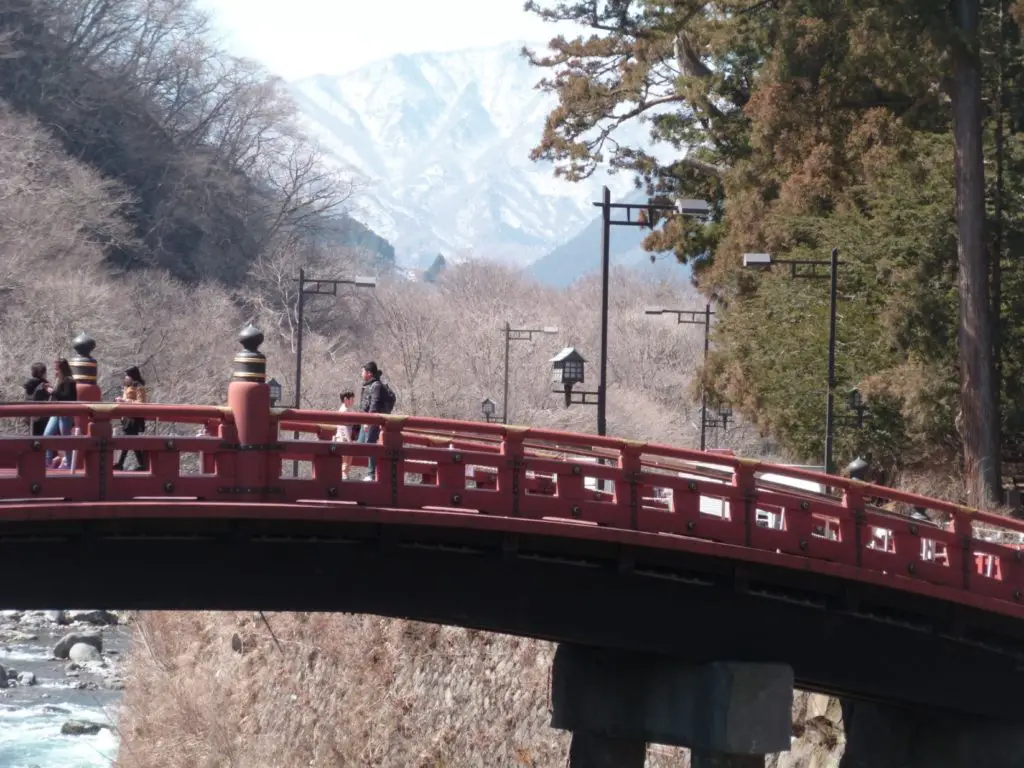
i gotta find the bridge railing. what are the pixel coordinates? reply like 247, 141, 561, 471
1, 326, 1024, 617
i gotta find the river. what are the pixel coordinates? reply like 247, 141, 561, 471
0, 611, 127, 768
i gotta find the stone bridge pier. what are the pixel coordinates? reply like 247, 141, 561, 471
550, 644, 794, 767
840, 699, 1024, 768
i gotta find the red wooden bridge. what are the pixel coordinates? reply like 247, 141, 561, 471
2, 329, 1024, 725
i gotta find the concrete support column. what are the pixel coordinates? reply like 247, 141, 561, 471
840, 699, 1024, 768
550, 644, 793, 766
692, 751, 764, 768
568, 731, 646, 768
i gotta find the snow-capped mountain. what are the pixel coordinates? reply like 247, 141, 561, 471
290, 42, 642, 269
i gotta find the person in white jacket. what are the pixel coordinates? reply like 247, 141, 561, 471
334, 390, 357, 479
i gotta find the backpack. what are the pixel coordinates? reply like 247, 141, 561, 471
379, 380, 398, 414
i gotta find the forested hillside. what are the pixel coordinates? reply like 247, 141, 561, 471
525, 0, 1024, 507
0, 0, 393, 284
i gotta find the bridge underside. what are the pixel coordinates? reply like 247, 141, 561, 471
2, 507, 1023, 722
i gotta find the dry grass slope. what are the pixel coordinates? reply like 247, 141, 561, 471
117, 613, 846, 768
118, 613, 572, 768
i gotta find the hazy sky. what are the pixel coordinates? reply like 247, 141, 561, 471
197, 0, 577, 80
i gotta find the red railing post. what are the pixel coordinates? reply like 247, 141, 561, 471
377, 417, 405, 506
951, 507, 973, 592
618, 441, 645, 530
201, 419, 219, 474
226, 325, 271, 501
497, 428, 526, 517
733, 459, 759, 547
69, 333, 101, 471
86, 416, 114, 499
842, 483, 867, 567
312, 426, 340, 489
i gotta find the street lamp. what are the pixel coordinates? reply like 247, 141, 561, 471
847, 456, 870, 481
267, 377, 282, 407
846, 388, 872, 429
551, 347, 604, 491
550, 347, 599, 408
294, 268, 377, 410
646, 303, 715, 450
481, 397, 498, 423
702, 404, 733, 445
719, 405, 733, 429
593, 186, 710, 437
292, 267, 377, 477
503, 322, 558, 424
742, 247, 841, 473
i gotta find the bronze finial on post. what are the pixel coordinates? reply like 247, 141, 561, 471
232, 324, 267, 384
69, 332, 100, 399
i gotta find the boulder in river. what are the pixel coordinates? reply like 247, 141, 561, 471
5, 631, 38, 642
66, 610, 118, 626
61, 719, 106, 736
0, 664, 6, 689
53, 632, 102, 659
17, 671, 36, 686
68, 642, 100, 663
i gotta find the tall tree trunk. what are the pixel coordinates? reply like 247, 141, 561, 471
992, 0, 1006, 481
951, 0, 1002, 507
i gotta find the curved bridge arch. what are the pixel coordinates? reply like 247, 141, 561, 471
0, 398, 1023, 721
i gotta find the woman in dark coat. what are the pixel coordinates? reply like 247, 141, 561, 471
42, 358, 76, 467
22, 362, 50, 436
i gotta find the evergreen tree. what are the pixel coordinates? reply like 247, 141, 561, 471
525, 0, 1024, 504
423, 253, 447, 284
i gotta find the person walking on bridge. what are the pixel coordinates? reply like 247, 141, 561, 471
43, 358, 76, 468
334, 389, 356, 480
113, 366, 148, 471
23, 362, 50, 437
358, 362, 388, 481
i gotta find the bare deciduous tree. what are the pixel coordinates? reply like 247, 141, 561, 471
239, 238, 375, 354
0, 0, 369, 286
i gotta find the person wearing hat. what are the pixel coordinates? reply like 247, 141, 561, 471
114, 366, 148, 471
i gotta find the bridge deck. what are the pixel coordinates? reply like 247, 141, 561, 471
1, 502, 1021, 722
1, 397, 1023, 722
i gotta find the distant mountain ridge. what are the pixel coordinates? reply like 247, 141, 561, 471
528, 189, 693, 287
289, 42, 641, 272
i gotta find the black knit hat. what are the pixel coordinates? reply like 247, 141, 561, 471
125, 366, 145, 386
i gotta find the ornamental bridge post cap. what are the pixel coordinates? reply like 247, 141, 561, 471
71, 333, 96, 358
232, 323, 267, 383
69, 332, 98, 384
238, 324, 265, 352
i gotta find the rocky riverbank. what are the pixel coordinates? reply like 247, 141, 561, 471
0, 609, 129, 767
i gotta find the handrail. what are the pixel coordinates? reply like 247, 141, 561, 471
0, 403, 231, 423
1, 400, 1023, 619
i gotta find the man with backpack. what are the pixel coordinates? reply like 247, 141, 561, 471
358, 361, 397, 481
